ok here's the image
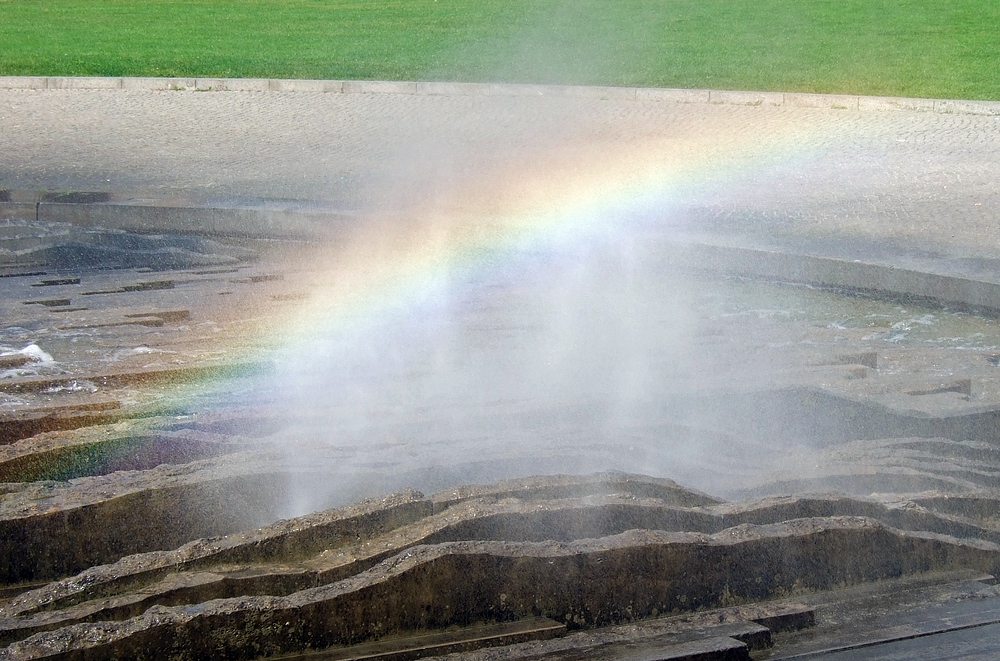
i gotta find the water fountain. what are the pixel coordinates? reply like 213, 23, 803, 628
2, 81, 1000, 660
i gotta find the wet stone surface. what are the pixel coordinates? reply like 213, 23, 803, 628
2, 474, 1000, 660
0, 229, 1000, 660
2, 85, 1000, 659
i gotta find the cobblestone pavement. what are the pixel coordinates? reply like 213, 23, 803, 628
0, 85, 998, 260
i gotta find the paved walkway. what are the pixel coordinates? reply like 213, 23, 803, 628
1, 78, 998, 262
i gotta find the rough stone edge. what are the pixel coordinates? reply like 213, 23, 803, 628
1, 473, 711, 617
3, 518, 998, 661
1, 496, 706, 633
1, 201, 356, 241
0, 488, 428, 616
428, 471, 722, 511
0, 495, 724, 624
10, 206, 1000, 316
0, 77, 998, 116
0, 450, 278, 519
7, 491, 998, 628
656, 241, 1000, 319
0, 424, 236, 481
12, 201, 1000, 316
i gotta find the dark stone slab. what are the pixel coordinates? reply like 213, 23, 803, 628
0, 362, 266, 394
39, 193, 111, 205
30, 279, 79, 288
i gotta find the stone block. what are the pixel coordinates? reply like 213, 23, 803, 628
635, 87, 711, 103
834, 352, 878, 368
560, 85, 637, 100
907, 379, 973, 397
41, 191, 112, 203
785, 92, 859, 110
0, 401, 122, 449
192, 77, 270, 92
664, 637, 752, 660
1, 478, 723, 621
709, 90, 784, 106
343, 80, 417, 94
0, 77, 47, 89
934, 99, 1000, 116
858, 96, 936, 113
660, 241, 1000, 316
4, 190, 41, 203
490, 83, 563, 97
0, 462, 291, 583
430, 472, 722, 512
45, 77, 122, 90
415, 81, 491, 96
35, 203, 349, 239
269, 78, 344, 92
121, 77, 197, 90
0, 203, 37, 222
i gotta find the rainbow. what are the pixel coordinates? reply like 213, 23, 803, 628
180, 107, 867, 412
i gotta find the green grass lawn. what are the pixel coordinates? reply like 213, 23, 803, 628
1, 0, 998, 99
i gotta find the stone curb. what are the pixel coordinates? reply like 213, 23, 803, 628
0, 201, 355, 240
659, 241, 1000, 318
7, 199, 1000, 315
1, 76, 999, 116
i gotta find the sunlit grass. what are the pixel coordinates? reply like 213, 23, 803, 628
1, 0, 998, 99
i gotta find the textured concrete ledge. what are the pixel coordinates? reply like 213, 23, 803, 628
658, 241, 1000, 317
709, 89, 785, 107
0, 500, 436, 623
0, 471, 707, 589
1, 518, 997, 660
5, 487, 998, 638
0, 76, 997, 116
0, 201, 355, 239
0, 488, 429, 620
0, 450, 298, 583
428, 472, 722, 512
0, 404, 125, 449
8, 205, 1000, 317
0, 363, 267, 396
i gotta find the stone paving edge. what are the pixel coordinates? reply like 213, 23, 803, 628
0, 76, 999, 116
5, 198, 1000, 317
